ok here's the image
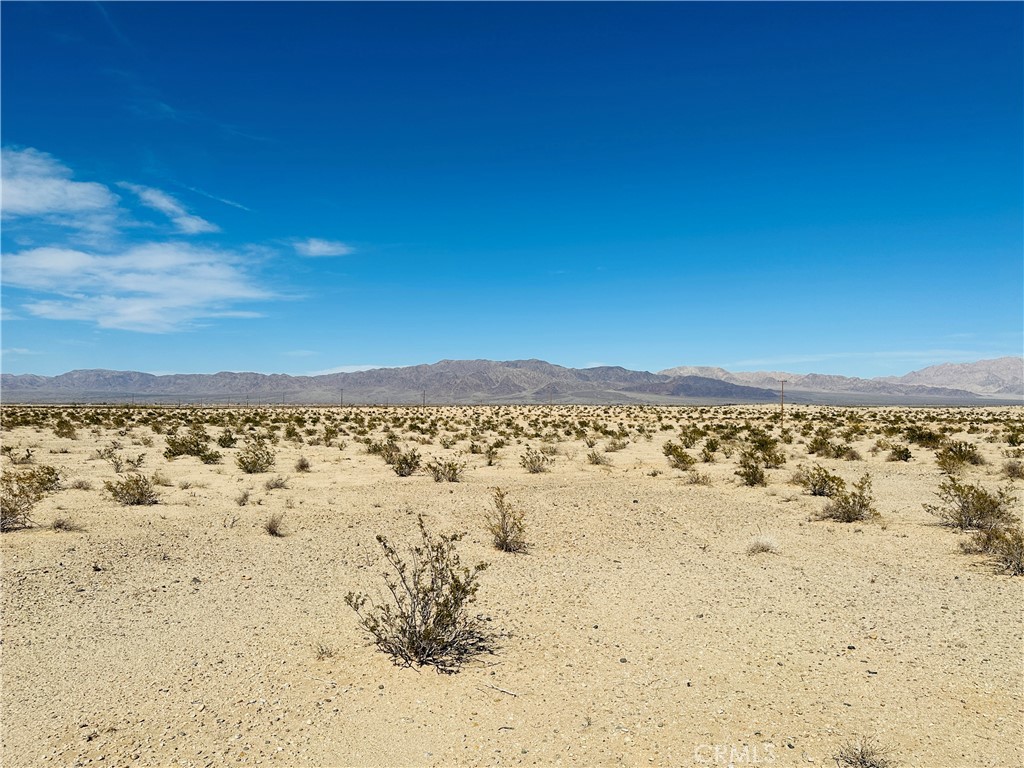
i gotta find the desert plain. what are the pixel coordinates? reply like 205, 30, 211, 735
1, 403, 1022, 768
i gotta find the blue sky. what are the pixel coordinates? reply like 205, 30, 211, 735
1, 2, 1021, 378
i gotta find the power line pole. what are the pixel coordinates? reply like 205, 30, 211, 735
780, 380, 786, 428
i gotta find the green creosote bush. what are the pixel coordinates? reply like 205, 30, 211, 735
819, 473, 876, 523
586, 449, 611, 466
887, 444, 912, 462
800, 464, 847, 497
236, 434, 276, 474
520, 446, 552, 474
924, 477, 1016, 531
426, 458, 466, 482
0, 466, 62, 532
735, 450, 767, 487
663, 441, 696, 471
935, 441, 985, 474
392, 448, 422, 477
345, 514, 490, 672
163, 424, 211, 459
104, 473, 159, 506
904, 424, 944, 449
486, 487, 528, 553
217, 429, 238, 448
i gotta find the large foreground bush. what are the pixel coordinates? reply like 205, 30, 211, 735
346, 515, 489, 672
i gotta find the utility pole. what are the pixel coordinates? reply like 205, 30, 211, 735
780, 380, 786, 428
340, 388, 344, 407
422, 389, 426, 407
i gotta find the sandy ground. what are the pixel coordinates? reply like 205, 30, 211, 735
2, 404, 1022, 768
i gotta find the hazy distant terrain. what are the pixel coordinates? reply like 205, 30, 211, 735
2, 357, 1021, 405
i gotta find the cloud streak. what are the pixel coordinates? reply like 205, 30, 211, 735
294, 238, 353, 257
119, 182, 219, 234
3, 243, 270, 332
2, 146, 359, 335
0, 147, 121, 233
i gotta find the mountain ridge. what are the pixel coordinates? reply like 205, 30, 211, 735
2, 357, 1020, 405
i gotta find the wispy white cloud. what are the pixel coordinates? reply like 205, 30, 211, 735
118, 182, 219, 234
0, 347, 41, 356
3, 243, 270, 332
0, 147, 121, 233
294, 238, 353, 257
2, 147, 359, 336
181, 185, 251, 211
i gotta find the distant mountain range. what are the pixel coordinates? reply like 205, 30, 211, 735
2, 357, 1021, 405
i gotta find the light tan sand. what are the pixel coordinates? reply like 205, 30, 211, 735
2, 404, 1022, 767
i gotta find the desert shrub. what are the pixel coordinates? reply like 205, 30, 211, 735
801, 465, 846, 497
1, 470, 44, 531
747, 534, 779, 555
53, 418, 78, 440
314, 642, 336, 661
935, 441, 985, 474
264, 512, 286, 537
735, 450, 767, 487
961, 523, 1024, 576
51, 516, 84, 532
701, 437, 719, 463
605, 438, 628, 452
236, 434, 275, 474
484, 444, 499, 466
820, 474, 876, 522
833, 736, 897, 768
217, 429, 238, 448
392, 448, 422, 477
70, 478, 92, 490
887, 444, 912, 462
520, 446, 552, 474
151, 470, 173, 487
663, 441, 696, 470
295, 456, 312, 473
924, 477, 1016, 531
235, 489, 251, 506
586, 449, 611, 466
747, 428, 786, 467
905, 424, 944, 449
199, 449, 222, 465
426, 458, 466, 482
26, 465, 62, 493
685, 470, 712, 486
264, 475, 289, 490
367, 435, 400, 464
164, 424, 211, 459
487, 487, 527, 553
3, 446, 35, 465
104, 473, 159, 506
808, 435, 858, 461
1003, 459, 1024, 480
345, 515, 489, 671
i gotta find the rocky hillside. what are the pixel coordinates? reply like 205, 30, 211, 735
2, 357, 1011, 405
